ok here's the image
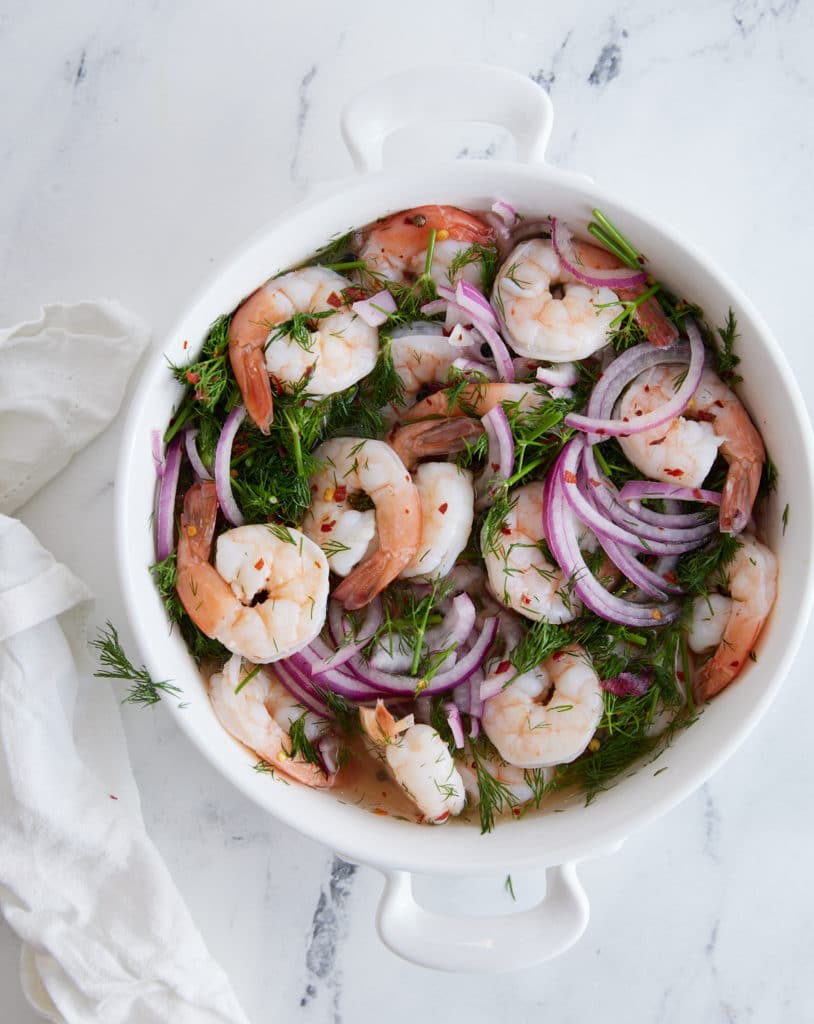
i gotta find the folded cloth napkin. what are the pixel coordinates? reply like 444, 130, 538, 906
0, 304, 250, 1023
0, 301, 149, 515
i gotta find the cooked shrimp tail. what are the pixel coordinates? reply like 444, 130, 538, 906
333, 549, 400, 611
389, 417, 484, 469
228, 288, 275, 434
720, 458, 763, 534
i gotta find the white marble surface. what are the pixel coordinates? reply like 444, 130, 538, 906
3, 0, 814, 1020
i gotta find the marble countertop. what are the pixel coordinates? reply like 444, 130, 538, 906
3, 0, 814, 1020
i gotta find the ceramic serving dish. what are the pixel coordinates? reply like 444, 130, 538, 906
116, 64, 814, 972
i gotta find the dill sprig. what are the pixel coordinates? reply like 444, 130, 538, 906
714, 309, 742, 384
470, 740, 519, 834
268, 309, 337, 353
510, 620, 572, 675
91, 621, 181, 706
166, 315, 235, 441
446, 242, 500, 294
676, 534, 741, 596
587, 209, 644, 271
287, 713, 322, 766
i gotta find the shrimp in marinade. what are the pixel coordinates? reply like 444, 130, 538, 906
210, 654, 335, 787
481, 646, 603, 769
692, 535, 777, 702
360, 701, 465, 823
302, 437, 422, 609
176, 481, 329, 662
617, 365, 765, 533
228, 266, 379, 433
354, 204, 496, 286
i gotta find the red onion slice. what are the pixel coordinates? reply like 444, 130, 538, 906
601, 669, 654, 698
273, 660, 331, 717
184, 428, 213, 481
311, 600, 383, 674
478, 404, 514, 508
536, 362, 579, 388
471, 318, 515, 382
543, 449, 680, 627
566, 322, 704, 439
419, 299, 448, 317
155, 436, 182, 561
491, 200, 518, 226
152, 429, 165, 478
551, 217, 648, 289
351, 289, 396, 327
443, 701, 465, 748
618, 481, 722, 506
455, 280, 499, 330
451, 357, 499, 381
214, 404, 246, 526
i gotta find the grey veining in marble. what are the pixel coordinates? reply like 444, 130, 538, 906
3, 0, 814, 1021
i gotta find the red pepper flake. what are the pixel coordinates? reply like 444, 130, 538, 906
644, 385, 650, 392
334, 485, 347, 502
564, 470, 577, 484
343, 286, 367, 304
438, 502, 448, 514
648, 436, 667, 446
713, 399, 725, 408
730, 660, 740, 668
677, 670, 685, 682
109, 794, 118, 800
435, 810, 450, 822
622, 416, 630, 422
373, 807, 389, 816
185, 371, 201, 385
326, 291, 342, 308
665, 468, 684, 478
320, 520, 336, 533
254, 558, 265, 570
692, 488, 703, 499
182, 339, 188, 350
269, 374, 283, 396
500, 525, 512, 536
589, 477, 599, 487
696, 410, 715, 423
596, 428, 607, 436
635, 410, 643, 417
521, 594, 531, 605
497, 660, 511, 674
511, 807, 522, 817
664, 571, 678, 584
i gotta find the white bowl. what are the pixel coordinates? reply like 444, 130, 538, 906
116, 65, 814, 972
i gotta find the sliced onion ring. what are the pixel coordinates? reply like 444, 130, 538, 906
536, 362, 578, 388
454, 280, 499, 330
566, 322, 705, 439
185, 427, 212, 481
618, 481, 722, 506
443, 701, 465, 748
352, 289, 397, 327
155, 436, 182, 561
551, 217, 648, 289
214, 404, 246, 526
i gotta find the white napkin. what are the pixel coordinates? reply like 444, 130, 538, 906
0, 302, 149, 515
0, 304, 250, 1024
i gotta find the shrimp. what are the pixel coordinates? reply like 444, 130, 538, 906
390, 322, 485, 404
481, 646, 603, 768
354, 205, 496, 286
402, 381, 544, 424
209, 654, 333, 787
457, 748, 543, 806
302, 438, 422, 609
228, 266, 379, 433
482, 481, 584, 623
400, 463, 475, 579
572, 238, 678, 348
176, 481, 329, 662
693, 536, 777, 702
360, 701, 465, 822
617, 365, 765, 533
494, 239, 619, 362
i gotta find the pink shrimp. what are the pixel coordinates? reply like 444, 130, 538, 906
355, 205, 497, 285
176, 481, 329, 662
693, 535, 777, 702
401, 381, 544, 425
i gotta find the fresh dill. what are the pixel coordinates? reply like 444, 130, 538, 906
253, 759, 290, 783
287, 713, 322, 766
268, 309, 337, 353
166, 315, 236, 441
510, 619, 572, 675
587, 209, 644, 271
714, 309, 743, 384
233, 662, 262, 695
91, 621, 182, 706
505, 874, 517, 901
782, 503, 790, 535
675, 534, 741, 596
470, 740, 519, 833
446, 242, 500, 293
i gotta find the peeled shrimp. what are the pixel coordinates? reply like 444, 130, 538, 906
400, 463, 475, 579
693, 535, 777, 702
494, 239, 619, 362
360, 701, 465, 823
482, 646, 603, 768
482, 480, 584, 623
176, 481, 329, 662
402, 381, 544, 424
228, 266, 379, 432
302, 437, 421, 609
209, 654, 333, 787
390, 322, 469, 404
572, 238, 678, 348
354, 205, 496, 286
617, 365, 765, 533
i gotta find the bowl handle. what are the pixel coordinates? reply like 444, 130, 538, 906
341, 64, 554, 174
375, 863, 588, 972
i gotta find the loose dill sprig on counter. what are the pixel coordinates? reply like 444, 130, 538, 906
91, 621, 182, 707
